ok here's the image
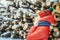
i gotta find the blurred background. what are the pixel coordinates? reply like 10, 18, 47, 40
0, 0, 60, 40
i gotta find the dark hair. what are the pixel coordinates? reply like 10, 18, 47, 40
53, 5, 56, 9
53, 2, 60, 9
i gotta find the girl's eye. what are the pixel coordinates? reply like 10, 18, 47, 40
56, 15, 59, 18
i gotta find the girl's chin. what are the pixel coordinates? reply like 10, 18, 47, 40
51, 23, 57, 26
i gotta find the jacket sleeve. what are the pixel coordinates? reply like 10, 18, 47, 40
39, 15, 56, 24
38, 9, 56, 24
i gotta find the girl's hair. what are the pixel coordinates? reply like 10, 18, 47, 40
56, 2, 60, 8
53, 2, 60, 10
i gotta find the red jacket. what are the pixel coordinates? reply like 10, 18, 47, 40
27, 10, 56, 40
